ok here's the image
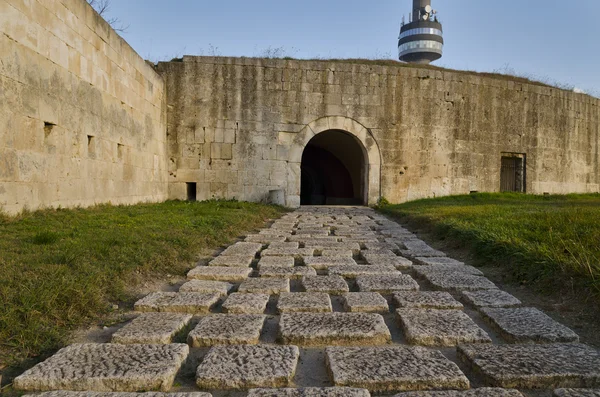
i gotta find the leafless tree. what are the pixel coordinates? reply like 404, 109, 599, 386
87, 0, 129, 32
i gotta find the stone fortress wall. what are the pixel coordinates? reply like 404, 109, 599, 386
0, 0, 167, 214
159, 56, 600, 207
1, 0, 599, 213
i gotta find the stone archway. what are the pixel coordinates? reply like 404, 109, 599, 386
286, 116, 382, 207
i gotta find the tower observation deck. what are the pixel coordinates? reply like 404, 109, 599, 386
398, 0, 443, 64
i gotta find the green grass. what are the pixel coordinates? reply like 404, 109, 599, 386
378, 193, 600, 300
0, 200, 284, 368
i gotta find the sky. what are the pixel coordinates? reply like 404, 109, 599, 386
105, 0, 600, 96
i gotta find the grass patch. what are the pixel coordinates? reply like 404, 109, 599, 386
378, 193, 600, 300
0, 200, 284, 368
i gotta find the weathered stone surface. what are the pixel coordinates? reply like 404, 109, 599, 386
196, 345, 299, 390
277, 292, 333, 313
278, 313, 391, 346
554, 389, 600, 397
22, 393, 212, 397
259, 266, 317, 279
424, 272, 498, 291
222, 293, 270, 314
246, 234, 287, 244
397, 309, 491, 346
187, 266, 252, 282
328, 265, 400, 278
326, 346, 469, 392
239, 278, 291, 294
248, 388, 371, 396
343, 292, 389, 313
460, 290, 522, 308
258, 256, 296, 268
261, 248, 316, 258
304, 256, 357, 270
221, 242, 264, 257
301, 276, 349, 295
362, 254, 413, 270
480, 307, 579, 343
400, 249, 447, 259
393, 389, 524, 397
208, 255, 254, 267
413, 264, 484, 277
356, 274, 419, 293
393, 291, 463, 309
179, 280, 234, 296
134, 292, 220, 314
413, 257, 465, 266
112, 313, 192, 344
14, 344, 189, 392
187, 314, 266, 346
458, 343, 600, 389
321, 249, 354, 257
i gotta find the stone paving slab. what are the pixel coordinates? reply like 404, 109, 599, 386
325, 346, 470, 392
248, 387, 371, 396
279, 313, 391, 346
458, 343, 600, 389
328, 265, 400, 278
554, 390, 600, 397
480, 307, 580, 343
363, 242, 399, 252
196, 345, 299, 390
111, 313, 192, 344
393, 389, 524, 396
397, 309, 491, 346
208, 255, 254, 267
277, 292, 333, 313
289, 236, 340, 243
304, 256, 357, 270
258, 256, 296, 268
269, 242, 300, 250
413, 257, 466, 266
259, 266, 317, 279
221, 242, 263, 257
239, 278, 291, 294
321, 249, 354, 257
460, 290, 522, 308
412, 264, 484, 277
178, 280, 234, 296
400, 249, 447, 259
362, 254, 413, 270
187, 314, 266, 346
261, 248, 316, 258
362, 249, 397, 258
134, 292, 220, 314
14, 343, 189, 392
356, 274, 420, 293
393, 291, 463, 309
222, 293, 270, 314
246, 234, 287, 244
23, 393, 212, 397
343, 292, 389, 313
424, 272, 498, 291
301, 276, 350, 295
187, 266, 252, 282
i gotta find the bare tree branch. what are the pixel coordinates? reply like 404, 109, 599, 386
87, 0, 129, 32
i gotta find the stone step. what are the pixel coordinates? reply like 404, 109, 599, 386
458, 343, 600, 389
187, 314, 266, 346
187, 266, 252, 282
134, 292, 220, 314
196, 345, 299, 390
393, 389, 524, 396
111, 312, 192, 344
325, 346, 469, 392
248, 387, 371, 396
278, 312, 391, 346
14, 344, 189, 392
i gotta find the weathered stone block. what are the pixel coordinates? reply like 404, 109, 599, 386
413, 257, 466, 266
134, 292, 220, 314
362, 254, 413, 270
22, 393, 212, 397
112, 313, 192, 344
393, 291, 463, 309
397, 309, 491, 346
196, 345, 299, 390
278, 313, 391, 346
458, 343, 600, 389
239, 278, 291, 294
221, 242, 263, 256
247, 388, 371, 397
178, 280, 234, 296
356, 274, 419, 293
393, 389, 524, 397
14, 344, 189, 392
259, 266, 317, 279
301, 276, 349, 295
208, 255, 254, 267
480, 307, 579, 343
325, 346, 469, 392
413, 265, 484, 277
424, 273, 497, 291
321, 249, 354, 257
328, 265, 400, 278
187, 266, 252, 282
258, 256, 295, 268
222, 293, 270, 314
460, 290, 522, 308
304, 256, 357, 270
246, 234, 287, 244
262, 248, 316, 257
277, 292, 332, 313
343, 292, 389, 313
554, 389, 600, 397
187, 314, 266, 346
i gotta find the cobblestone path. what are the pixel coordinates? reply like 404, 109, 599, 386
16, 207, 600, 397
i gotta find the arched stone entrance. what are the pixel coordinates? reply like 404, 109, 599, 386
287, 116, 381, 207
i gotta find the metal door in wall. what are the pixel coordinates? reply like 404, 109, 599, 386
501, 156, 523, 192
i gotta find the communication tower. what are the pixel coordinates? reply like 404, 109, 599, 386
398, 0, 443, 64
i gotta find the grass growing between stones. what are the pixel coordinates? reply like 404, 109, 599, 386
0, 200, 284, 368
378, 193, 600, 301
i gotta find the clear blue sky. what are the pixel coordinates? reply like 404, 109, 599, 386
106, 0, 599, 95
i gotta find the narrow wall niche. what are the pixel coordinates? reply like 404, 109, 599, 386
87, 135, 96, 158
44, 122, 56, 137
186, 182, 197, 202
117, 143, 124, 161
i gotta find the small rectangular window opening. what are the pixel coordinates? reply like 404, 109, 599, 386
500, 153, 526, 193
117, 143, 124, 160
87, 135, 96, 158
44, 122, 56, 137
186, 182, 197, 202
